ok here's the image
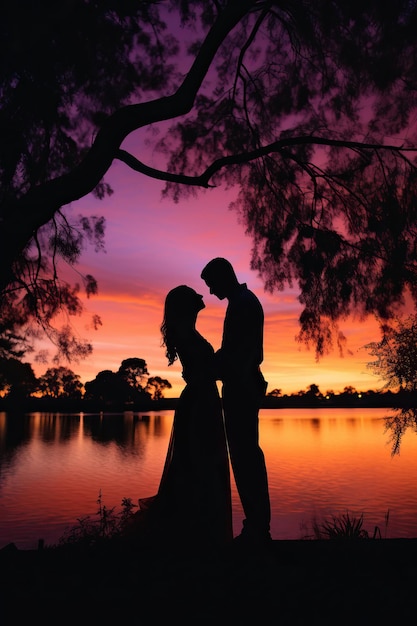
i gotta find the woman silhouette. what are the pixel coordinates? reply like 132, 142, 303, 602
131, 286, 233, 550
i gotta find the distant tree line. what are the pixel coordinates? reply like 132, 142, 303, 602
0, 356, 172, 408
264, 383, 416, 409
1, 354, 416, 412
3, 314, 417, 412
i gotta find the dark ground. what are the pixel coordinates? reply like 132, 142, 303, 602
1, 538, 416, 625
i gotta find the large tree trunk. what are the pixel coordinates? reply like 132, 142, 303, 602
0, 0, 255, 292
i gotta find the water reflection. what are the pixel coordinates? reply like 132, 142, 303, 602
40, 413, 81, 443
310, 418, 320, 431
0, 412, 33, 473
83, 413, 135, 446
0, 411, 173, 454
1, 407, 417, 549
0, 411, 32, 449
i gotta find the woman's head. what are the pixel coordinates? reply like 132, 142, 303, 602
164, 285, 204, 319
161, 285, 205, 365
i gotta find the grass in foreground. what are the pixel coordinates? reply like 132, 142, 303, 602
301, 510, 390, 540
57, 493, 391, 548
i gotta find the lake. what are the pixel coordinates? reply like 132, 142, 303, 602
1, 407, 417, 549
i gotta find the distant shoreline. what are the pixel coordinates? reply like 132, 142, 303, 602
0, 390, 413, 414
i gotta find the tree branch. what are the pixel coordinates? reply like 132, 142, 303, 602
1, 0, 257, 290
116, 135, 417, 187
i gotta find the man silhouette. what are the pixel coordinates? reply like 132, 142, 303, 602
201, 257, 271, 546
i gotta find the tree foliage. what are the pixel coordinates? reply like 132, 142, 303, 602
366, 316, 417, 392
384, 407, 417, 456
37, 366, 83, 399
118, 358, 149, 390
146, 375, 173, 400
0, 357, 37, 399
0, 354, 172, 403
0, 0, 176, 360
2, 0, 417, 361
84, 370, 133, 404
365, 314, 417, 454
84, 358, 151, 404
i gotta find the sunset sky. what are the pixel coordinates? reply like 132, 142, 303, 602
30, 128, 385, 398
14, 5, 402, 399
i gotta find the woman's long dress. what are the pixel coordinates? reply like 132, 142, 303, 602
132, 332, 233, 549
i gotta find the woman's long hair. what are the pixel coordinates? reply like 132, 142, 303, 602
160, 316, 177, 366
161, 285, 194, 365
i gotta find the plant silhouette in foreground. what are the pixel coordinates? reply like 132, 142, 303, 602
58, 491, 137, 548
302, 510, 390, 540
59, 500, 393, 547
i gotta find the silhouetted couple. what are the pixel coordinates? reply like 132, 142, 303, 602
133, 258, 271, 552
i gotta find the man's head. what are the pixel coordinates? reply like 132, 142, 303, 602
201, 257, 239, 300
